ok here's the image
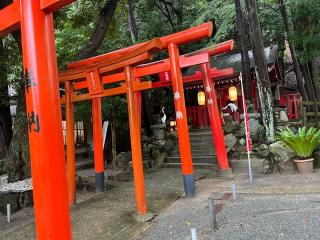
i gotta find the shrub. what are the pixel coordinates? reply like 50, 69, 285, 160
276, 127, 320, 159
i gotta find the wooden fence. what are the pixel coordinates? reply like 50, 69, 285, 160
301, 101, 320, 124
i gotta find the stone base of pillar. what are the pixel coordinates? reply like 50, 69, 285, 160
183, 174, 196, 198
133, 212, 154, 222
217, 168, 233, 179
95, 172, 105, 192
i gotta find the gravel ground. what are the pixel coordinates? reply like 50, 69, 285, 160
212, 193, 320, 240
0, 175, 32, 193
0, 168, 212, 239
137, 173, 320, 240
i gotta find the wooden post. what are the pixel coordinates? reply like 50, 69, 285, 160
168, 43, 195, 197
200, 63, 230, 170
302, 106, 307, 125
92, 98, 105, 192
20, 0, 72, 238
125, 66, 147, 214
65, 81, 76, 205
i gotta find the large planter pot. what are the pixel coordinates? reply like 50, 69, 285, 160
294, 158, 314, 174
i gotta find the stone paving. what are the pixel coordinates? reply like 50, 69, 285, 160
0, 168, 211, 240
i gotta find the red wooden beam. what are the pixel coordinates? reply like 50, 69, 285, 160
72, 53, 209, 90
41, 0, 76, 13
0, 1, 20, 37
0, 0, 75, 37
67, 22, 214, 69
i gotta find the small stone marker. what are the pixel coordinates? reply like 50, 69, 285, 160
7, 204, 11, 223
232, 183, 237, 200
191, 228, 197, 240
208, 198, 217, 231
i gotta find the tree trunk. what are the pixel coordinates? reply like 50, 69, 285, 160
309, 61, 320, 100
234, 0, 252, 100
127, 2, 152, 135
4, 31, 31, 182
278, 0, 307, 100
5, 83, 31, 182
246, 0, 275, 142
301, 64, 316, 100
0, 40, 13, 159
76, 0, 120, 60
111, 122, 117, 162
128, 0, 139, 43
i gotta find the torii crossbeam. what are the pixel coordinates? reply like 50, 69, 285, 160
0, 0, 77, 239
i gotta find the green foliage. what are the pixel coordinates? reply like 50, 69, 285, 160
289, 0, 320, 62
276, 127, 320, 159
193, 0, 236, 43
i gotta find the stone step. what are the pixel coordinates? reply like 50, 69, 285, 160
165, 155, 216, 164
190, 138, 214, 145
189, 128, 212, 134
161, 162, 217, 169
169, 149, 216, 157
229, 158, 264, 173
189, 132, 212, 137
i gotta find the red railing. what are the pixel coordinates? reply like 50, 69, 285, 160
280, 93, 301, 120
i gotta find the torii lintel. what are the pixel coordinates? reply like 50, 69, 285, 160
0, 0, 75, 37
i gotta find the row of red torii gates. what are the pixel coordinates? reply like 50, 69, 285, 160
1, 0, 234, 239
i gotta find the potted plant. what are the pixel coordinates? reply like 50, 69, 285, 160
277, 127, 320, 174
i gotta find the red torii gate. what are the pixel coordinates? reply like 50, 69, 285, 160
60, 34, 234, 212
0, 1, 232, 238
0, 0, 78, 238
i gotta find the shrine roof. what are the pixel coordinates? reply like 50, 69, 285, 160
184, 44, 279, 76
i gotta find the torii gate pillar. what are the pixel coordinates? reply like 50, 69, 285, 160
168, 43, 195, 197
200, 63, 230, 171
20, 1, 72, 238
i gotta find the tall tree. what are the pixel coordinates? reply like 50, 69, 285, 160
246, 0, 275, 142
234, 0, 251, 100
5, 31, 31, 182
0, 40, 13, 159
278, 0, 307, 99
128, 0, 139, 43
76, 0, 121, 60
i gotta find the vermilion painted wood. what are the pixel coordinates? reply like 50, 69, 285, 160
67, 22, 214, 69
0, 0, 76, 37
0, 1, 20, 37
59, 52, 155, 82
62, 67, 233, 103
182, 68, 234, 83
71, 84, 127, 103
41, 0, 75, 12
125, 66, 147, 215
86, 69, 103, 95
189, 40, 234, 57
168, 43, 194, 176
20, 1, 72, 238
70, 39, 234, 91
72, 52, 210, 91
65, 81, 76, 206
151, 68, 234, 89
92, 98, 105, 175
201, 62, 230, 170
72, 53, 209, 90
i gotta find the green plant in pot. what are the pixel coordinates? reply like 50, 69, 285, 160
276, 127, 320, 174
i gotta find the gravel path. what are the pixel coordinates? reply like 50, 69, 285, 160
136, 173, 320, 240
0, 175, 32, 193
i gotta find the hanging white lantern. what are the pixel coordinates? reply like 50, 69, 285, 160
197, 91, 206, 106
228, 86, 238, 101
